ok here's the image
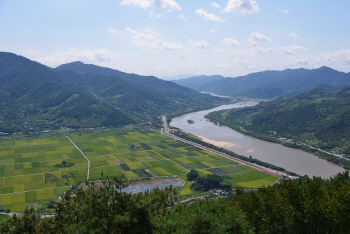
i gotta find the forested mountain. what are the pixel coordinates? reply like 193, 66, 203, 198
172, 75, 224, 90
0, 52, 135, 132
0, 52, 225, 133
206, 86, 350, 155
178, 67, 350, 99
56, 70, 222, 116
55, 61, 202, 95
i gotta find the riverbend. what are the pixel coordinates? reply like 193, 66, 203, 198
171, 102, 345, 178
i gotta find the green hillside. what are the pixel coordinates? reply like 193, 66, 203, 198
0, 52, 226, 133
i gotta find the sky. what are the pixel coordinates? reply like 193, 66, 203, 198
1, 0, 350, 79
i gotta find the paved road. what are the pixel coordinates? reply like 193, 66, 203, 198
162, 116, 168, 133
299, 143, 350, 161
162, 117, 297, 180
68, 136, 90, 180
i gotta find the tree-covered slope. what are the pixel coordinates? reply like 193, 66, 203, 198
0, 52, 226, 133
55, 61, 214, 96
0, 52, 134, 131
56, 70, 222, 116
206, 87, 350, 155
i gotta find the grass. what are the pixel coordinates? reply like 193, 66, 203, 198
0, 214, 10, 223
179, 176, 193, 196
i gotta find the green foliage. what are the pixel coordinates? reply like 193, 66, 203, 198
55, 173, 178, 233
231, 171, 350, 234
0, 52, 225, 133
153, 198, 254, 234
0, 205, 56, 234
186, 169, 199, 181
191, 174, 232, 192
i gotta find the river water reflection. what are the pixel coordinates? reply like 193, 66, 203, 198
171, 101, 345, 178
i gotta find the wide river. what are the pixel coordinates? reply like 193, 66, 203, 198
171, 101, 345, 178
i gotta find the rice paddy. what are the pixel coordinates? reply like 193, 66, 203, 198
0, 130, 277, 211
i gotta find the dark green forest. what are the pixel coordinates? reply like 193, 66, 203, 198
2, 172, 350, 233
0, 52, 225, 133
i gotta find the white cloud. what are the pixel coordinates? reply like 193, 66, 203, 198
162, 42, 184, 50
278, 45, 308, 55
195, 9, 224, 22
277, 9, 289, 14
36, 49, 126, 67
215, 47, 273, 57
22, 49, 39, 55
222, 0, 259, 15
222, 38, 240, 46
211, 2, 221, 8
120, 0, 151, 9
295, 59, 308, 65
151, 0, 181, 11
108, 27, 119, 34
247, 33, 271, 45
178, 14, 187, 21
255, 47, 273, 54
149, 10, 165, 18
125, 28, 137, 34
210, 29, 219, 33
195, 40, 210, 49
131, 28, 184, 51
321, 49, 350, 65
289, 33, 302, 41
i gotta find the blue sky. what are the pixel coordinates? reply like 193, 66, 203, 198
1, 0, 350, 78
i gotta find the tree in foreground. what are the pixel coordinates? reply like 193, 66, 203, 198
55, 173, 178, 233
153, 198, 254, 234
231, 171, 350, 234
0, 206, 56, 234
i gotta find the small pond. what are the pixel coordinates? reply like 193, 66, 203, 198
122, 178, 183, 194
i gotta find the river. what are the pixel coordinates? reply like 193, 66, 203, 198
170, 101, 345, 178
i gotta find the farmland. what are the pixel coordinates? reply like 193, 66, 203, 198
0, 130, 277, 211
0, 137, 88, 212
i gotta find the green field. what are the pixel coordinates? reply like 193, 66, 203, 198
0, 137, 87, 212
0, 130, 277, 211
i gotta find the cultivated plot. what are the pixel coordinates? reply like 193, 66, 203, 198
0, 131, 277, 211
0, 137, 88, 211
71, 131, 277, 190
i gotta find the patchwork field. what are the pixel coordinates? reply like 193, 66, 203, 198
0, 130, 277, 211
0, 137, 88, 212
71, 131, 277, 191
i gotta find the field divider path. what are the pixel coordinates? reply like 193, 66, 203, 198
67, 136, 90, 180
152, 150, 190, 172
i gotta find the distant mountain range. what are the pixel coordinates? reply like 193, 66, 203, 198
0, 52, 225, 132
160, 74, 197, 80
177, 67, 350, 99
172, 75, 225, 91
